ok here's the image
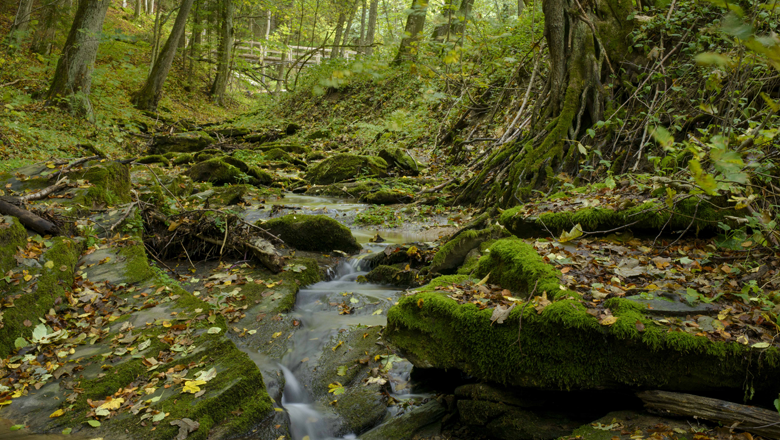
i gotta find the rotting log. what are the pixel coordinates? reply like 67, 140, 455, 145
638, 390, 780, 439
0, 199, 58, 235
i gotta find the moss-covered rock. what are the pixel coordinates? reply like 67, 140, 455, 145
500, 197, 733, 238
194, 149, 223, 163
473, 238, 562, 296
360, 190, 414, 205
306, 151, 327, 162
136, 155, 170, 166
165, 174, 195, 197
210, 184, 252, 206
187, 158, 273, 186
0, 215, 27, 273
378, 148, 420, 176
332, 383, 387, 435
305, 154, 388, 184
385, 272, 780, 393
458, 400, 577, 440
151, 131, 215, 153
262, 214, 361, 253
365, 265, 420, 287
264, 148, 293, 162
256, 141, 310, 155
172, 153, 195, 165
430, 226, 507, 274
72, 161, 132, 208
305, 129, 331, 140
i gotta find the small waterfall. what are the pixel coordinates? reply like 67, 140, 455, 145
281, 365, 331, 440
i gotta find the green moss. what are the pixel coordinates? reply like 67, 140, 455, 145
73, 161, 132, 208
0, 216, 27, 273
172, 153, 195, 165
385, 282, 780, 393
264, 148, 293, 162
165, 174, 194, 197
118, 243, 154, 284
305, 154, 388, 184
474, 238, 563, 298
366, 265, 419, 287
0, 237, 84, 358
137, 155, 170, 166
255, 141, 310, 155
262, 214, 361, 253
430, 226, 505, 274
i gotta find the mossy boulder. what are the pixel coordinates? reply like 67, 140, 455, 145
187, 158, 273, 186
151, 131, 215, 153
365, 265, 420, 287
194, 149, 223, 163
136, 155, 170, 166
500, 197, 733, 238
429, 226, 507, 274
305, 154, 388, 184
264, 148, 293, 162
0, 215, 27, 273
360, 190, 413, 205
256, 142, 310, 155
378, 148, 420, 176
305, 129, 331, 140
386, 255, 780, 393
306, 151, 327, 162
261, 214, 361, 253
72, 161, 132, 207
171, 153, 195, 165
458, 400, 578, 439
210, 184, 252, 206
165, 174, 195, 197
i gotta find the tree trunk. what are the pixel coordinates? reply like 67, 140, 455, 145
210, 0, 234, 105
455, 0, 633, 207
339, 0, 358, 57
431, 0, 455, 43
359, 0, 366, 55
331, 10, 346, 59
6, 0, 35, 48
134, 0, 195, 112
451, 0, 474, 41
32, 0, 62, 55
188, 0, 201, 80
46, 0, 112, 122
134, 0, 141, 18
365, 0, 378, 56
393, 0, 428, 64
517, 0, 524, 15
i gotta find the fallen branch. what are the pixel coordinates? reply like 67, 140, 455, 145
0, 199, 58, 235
638, 390, 780, 439
17, 182, 69, 203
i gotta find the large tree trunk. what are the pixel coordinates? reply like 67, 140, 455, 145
134, 0, 141, 18
46, 0, 112, 122
393, 0, 429, 64
6, 0, 35, 48
134, 0, 195, 112
450, 0, 474, 41
359, 0, 367, 55
339, 0, 358, 57
210, 0, 234, 105
365, 0, 378, 55
31, 0, 62, 55
455, 0, 632, 208
331, 10, 346, 59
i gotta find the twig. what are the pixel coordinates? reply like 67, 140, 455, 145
110, 202, 137, 231
515, 279, 540, 351
17, 182, 69, 203
181, 242, 195, 270
142, 164, 184, 209
0, 80, 20, 88
220, 214, 229, 255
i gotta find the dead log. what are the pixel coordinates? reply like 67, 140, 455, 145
194, 233, 284, 273
638, 390, 780, 439
0, 199, 58, 235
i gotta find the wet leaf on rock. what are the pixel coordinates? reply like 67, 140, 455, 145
490, 303, 515, 325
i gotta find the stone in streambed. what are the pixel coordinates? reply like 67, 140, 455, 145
360, 400, 446, 440
151, 131, 215, 153
261, 214, 361, 253
187, 158, 273, 186
378, 147, 420, 176
305, 154, 388, 184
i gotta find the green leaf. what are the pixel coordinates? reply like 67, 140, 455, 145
337, 366, 348, 376
688, 160, 719, 195
694, 52, 732, 68
14, 337, 28, 349
62, 428, 72, 435
10, 425, 25, 431
650, 126, 674, 151
87, 420, 101, 427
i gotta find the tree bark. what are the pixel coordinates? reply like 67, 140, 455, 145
6, 0, 35, 48
210, 0, 234, 104
134, 0, 195, 112
32, 0, 62, 55
134, 0, 141, 18
46, 0, 112, 122
455, 0, 633, 207
393, 0, 429, 64
339, 0, 358, 57
451, 0, 474, 41
359, 0, 367, 55
331, 10, 346, 59
517, 0, 524, 15
365, 0, 378, 55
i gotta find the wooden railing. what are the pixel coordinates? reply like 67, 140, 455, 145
233, 41, 358, 67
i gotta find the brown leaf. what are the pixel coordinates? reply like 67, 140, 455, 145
635, 320, 645, 332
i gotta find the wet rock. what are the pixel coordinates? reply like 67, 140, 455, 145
262, 214, 361, 253
187, 158, 273, 186
151, 131, 215, 153
333, 383, 388, 435
458, 400, 577, 440
360, 189, 414, 205
306, 154, 388, 185
429, 226, 507, 274
379, 147, 420, 176
209, 184, 252, 206
366, 265, 420, 288
560, 410, 698, 440
626, 293, 719, 317
360, 400, 446, 440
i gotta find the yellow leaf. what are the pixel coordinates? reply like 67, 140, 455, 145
182, 380, 207, 394
332, 341, 343, 351
44, 261, 54, 269
49, 409, 65, 418
476, 273, 490, 286
167, 221, 181, 232
599, 316, 618, 326
559, 224, 583, 243
272, 332, 282, 338
416, 298, 424, 308
23, 275, 32, 282
98, 397, 124, 410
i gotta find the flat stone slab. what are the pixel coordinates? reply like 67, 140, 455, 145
625, 293, 719, 317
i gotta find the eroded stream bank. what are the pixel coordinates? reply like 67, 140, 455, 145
2, 128, 780, 440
